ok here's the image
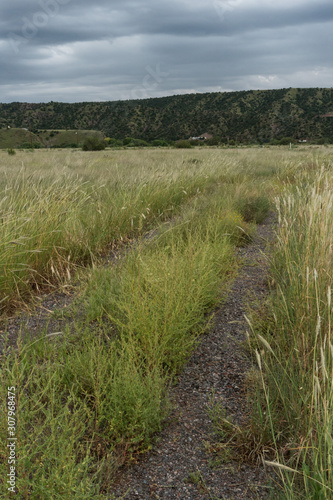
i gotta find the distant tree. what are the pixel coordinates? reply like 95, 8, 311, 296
175, 140, 192, 149
151, 139, 169, 147
206, 136, 221, 146
279, 137, 295, 145
123, 137, 133, 146
105, 138, 123, 147
315, 137, 331, 145
131, 139, 149, 147
82, 136, 106, 151
122, 138, 149, 147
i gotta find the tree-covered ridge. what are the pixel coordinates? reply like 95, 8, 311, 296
1, 88, 333, 143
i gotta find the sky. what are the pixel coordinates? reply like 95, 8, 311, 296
0, 0, 333, 103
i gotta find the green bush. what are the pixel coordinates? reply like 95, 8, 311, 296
122, 137, 149, 147
206, 136, 221, 146
315, 137, 331, 145
123, 137, 133, 146
20, 142, 35, 149
7, 148, 16, 155
82, 136, 106, 151
151, 139, 169, 147
105, 138, 123, 147
131, 139, 149, 147
175, 140, 192, 149
279, 137, 295, 145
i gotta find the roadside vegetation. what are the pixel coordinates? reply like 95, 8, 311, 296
207, 152, 333, 498
246, 155, 333, 498
1, 147, 333, 498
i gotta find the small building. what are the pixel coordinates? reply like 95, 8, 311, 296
189, 133, 213, 141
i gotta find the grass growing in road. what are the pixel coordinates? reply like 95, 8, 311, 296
0, 190, 242, 497
0, 146, 290, 498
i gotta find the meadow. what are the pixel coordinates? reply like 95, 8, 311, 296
0, 146, 333, 498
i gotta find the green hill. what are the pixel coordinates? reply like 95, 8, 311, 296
0, 127, 104, 149
1, 88, 333, 144
0, 128, 41, 149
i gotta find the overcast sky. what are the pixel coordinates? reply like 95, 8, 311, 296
0, 0, 332, 103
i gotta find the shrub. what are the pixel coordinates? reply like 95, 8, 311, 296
105, 138, 123, 147
20, 142, 35, 149
174, 140, 192, 149
7, 148, 16, 155
151, 139, 169, 147
131, 139, 149, 147
279, 137, 295, 145
315, 137, 331, 145
123, 137, 133, 146
206, 136, 221, 146
123, 138, 149, 147
82, 136, 106, 151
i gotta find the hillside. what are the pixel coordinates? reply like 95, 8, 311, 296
0, 128, 104, 149
1, 88, 333, 143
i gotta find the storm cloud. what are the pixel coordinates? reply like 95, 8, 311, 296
0, 0, 332, 102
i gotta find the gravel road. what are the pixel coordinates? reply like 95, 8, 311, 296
109, 215, 276, 500
0, 215, 277, 499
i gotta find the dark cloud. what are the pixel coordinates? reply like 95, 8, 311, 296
0, 0, 332, 102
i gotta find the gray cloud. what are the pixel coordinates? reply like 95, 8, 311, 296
0, 0, 332, 102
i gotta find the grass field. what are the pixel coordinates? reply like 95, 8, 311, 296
1, 147, 333, 498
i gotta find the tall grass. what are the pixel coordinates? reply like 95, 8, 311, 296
0, 148, 276, 497
82, 188, 245, 373
0, 153, 216, 310
250, 158, 333, 498
0, 147, 279, 311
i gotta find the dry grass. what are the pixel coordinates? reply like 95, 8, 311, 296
248, 155, 333, 498
1, 145, 316, 498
